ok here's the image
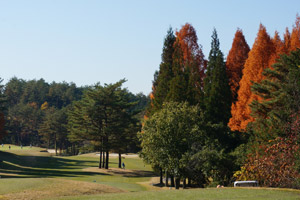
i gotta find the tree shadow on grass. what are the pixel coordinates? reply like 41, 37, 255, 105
0, 151, 111, 179
113, 170, 156, 178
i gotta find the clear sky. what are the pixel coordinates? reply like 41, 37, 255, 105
0, 0, 299, 95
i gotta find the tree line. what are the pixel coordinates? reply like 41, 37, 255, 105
0, 77, 149, 168
140, 16, 300, 189
0, 15, 299, 190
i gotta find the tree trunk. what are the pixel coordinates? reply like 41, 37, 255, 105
175, 177, 180, 189
188, 178, 191, 187
102, 151, 106, 168
59, 143, 62, 155
48, 138, 50, 149
54, 133, 57, 156
183, 177, 186, 189
165, 171, 169, 187
160, 168, 163, 185
170, 175, 175, 187
118, 152, 122, 168
105, 150, 109, 169
99, 149, 102, 168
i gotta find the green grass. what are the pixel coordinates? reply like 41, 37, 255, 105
0, 145, 155, 194
0, 178, 56, 194
1, 145, 300, 200
58, 188, 300, 200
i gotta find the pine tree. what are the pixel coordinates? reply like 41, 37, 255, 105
250, 49, 300, 139
203, 29, 231, 125
68, 80, 137, 169
228, 24, 275, 132
148, 28, 176, 116
226, 29, 250, 102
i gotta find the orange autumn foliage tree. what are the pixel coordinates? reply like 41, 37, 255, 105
269, 31, 286, 66
290, 15, 300, 51
228, 24, 275, 132
283, 28, 291, 52
175, 23, 206, 89
226, 29, 250, 102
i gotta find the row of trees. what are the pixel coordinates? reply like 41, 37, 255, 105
140, 24, 241, 188
140, 16, 300, 189
3, 78, 83, 148
0, 77, 149, 169
230, 16, 300, 188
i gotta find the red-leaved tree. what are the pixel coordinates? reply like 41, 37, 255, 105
226, 29, 250, 102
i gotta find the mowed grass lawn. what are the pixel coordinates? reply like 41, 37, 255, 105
60, 188, 300, 200
0, 145, 300, 200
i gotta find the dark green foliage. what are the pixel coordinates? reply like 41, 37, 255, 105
0, 78, 6, 141
165, 39, 201, 105
4, 77, 25, 106
68, 79, 139, 168
148, 28, 176, 116
47, 82, 83, 109
6, 103, 43, 145
39, 107, 68, 154
140, 102, 236, 187
20, 79, 49, 107
3, 78, 84, 148
250, 49, 300, 140
204, 29, 232, 125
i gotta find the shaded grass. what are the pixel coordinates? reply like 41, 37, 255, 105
1, 146, 300, 200
57, 188, 300, 200
0, 145, 155, 195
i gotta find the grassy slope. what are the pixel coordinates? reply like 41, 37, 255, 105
1, 145, 300, 200
0, 145, 155, 199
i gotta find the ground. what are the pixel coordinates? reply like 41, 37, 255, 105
0, 144, 299, 200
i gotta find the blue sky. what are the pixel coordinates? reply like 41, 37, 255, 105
0, 0, 299, 94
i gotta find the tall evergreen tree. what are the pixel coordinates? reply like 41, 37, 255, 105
203, 29, 231, 125
148, 28, 176, 116
172, 23, 206, 104
226, 29, 250, 102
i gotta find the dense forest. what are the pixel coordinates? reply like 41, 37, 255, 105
1, 15, 300, 190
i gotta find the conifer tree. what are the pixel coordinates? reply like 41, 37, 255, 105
290, 15, 300, 51
167, 23, 206, 105
250, 49, 300, 139
283, 28, 291, 52
226, 29, 250, 102
68, 80, 137, 169
269, 31, 286, 66
228, 24, 275, 132
148, 28, 176, 116
204, 29, 231, 125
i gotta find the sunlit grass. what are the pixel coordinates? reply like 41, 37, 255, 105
1, 145, 299, 200
58, 188, 300, 200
